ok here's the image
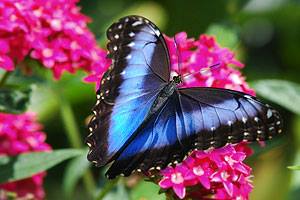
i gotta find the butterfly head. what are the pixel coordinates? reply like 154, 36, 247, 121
172, 75, 182, 84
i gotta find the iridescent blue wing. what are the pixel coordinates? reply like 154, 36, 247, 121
106, 88, 282, 178
86, 16, 170, 166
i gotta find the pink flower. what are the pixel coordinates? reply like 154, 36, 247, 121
83, 49, 111, 90
159, 165, 197, 199
184, 156, 212, 190
0, 112, 51, 200
165, 32, 255, 95
159, 145, 253, 200
0, 0, 108, 81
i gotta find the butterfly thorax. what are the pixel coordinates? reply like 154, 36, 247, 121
149, 80, 178, 115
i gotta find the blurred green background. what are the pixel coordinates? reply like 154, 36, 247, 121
23, 0, 300, 199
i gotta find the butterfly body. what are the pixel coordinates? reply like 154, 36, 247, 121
150, 79, 179, 115
86, 15, 283, 179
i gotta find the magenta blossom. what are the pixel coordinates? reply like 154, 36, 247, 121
0, 0, 109, 80
0, 112, 51, 200
159, 165, 198, 199
159, 144, 253, 200
165, 32, 255, 96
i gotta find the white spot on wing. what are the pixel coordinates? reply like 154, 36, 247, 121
128, 42, 135, 47
126, 54, 132, 59
129, 32, 135, 37
267, 109, 273, 118
154, 29, 160, 36
132, 20, 143, 27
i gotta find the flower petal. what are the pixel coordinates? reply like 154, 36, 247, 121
173, 184, 186, 199
159, 178, 173, 189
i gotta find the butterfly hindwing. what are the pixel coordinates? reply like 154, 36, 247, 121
105, 88, 283, 178
178, 88, 282, 143
86, 16, 170, 166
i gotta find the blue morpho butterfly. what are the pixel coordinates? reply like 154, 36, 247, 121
86, 15, 283, 179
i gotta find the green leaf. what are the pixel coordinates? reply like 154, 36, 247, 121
0, 87, 31, 114
63, 153, 91, 197
0, 149, 84, 183
130, 181, 164, 200
102, 182, 129, 200
288, 166, 300, 170
206, 24, 239, 49
251, 79, 300, 115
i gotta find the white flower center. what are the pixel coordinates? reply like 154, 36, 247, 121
221, 171, 230, 180
225, 155, 235, 166
171, 172, 184, 184
193, 166, 204, 176
42, 48, 53, 58
51, 19, 62, 30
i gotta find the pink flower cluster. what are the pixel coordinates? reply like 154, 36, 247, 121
159, 144, 253, 199
165, 32, 255, 96
0, 0, 109, 80
0, 112, 51, 200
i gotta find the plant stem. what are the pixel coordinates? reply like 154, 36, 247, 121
59, 97, 82, 148
0, 71, 11, 87
96, 178, 119, 200
59, 94, 96, 195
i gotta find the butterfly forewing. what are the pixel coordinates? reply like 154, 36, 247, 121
86, 16, 170, 166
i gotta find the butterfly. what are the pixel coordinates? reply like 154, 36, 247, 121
86, 15, 283, 179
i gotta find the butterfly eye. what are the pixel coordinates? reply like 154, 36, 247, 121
172, 75, 182, 84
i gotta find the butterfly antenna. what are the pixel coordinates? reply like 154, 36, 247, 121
182, 63, 221, 79
174, 35, 182, 76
